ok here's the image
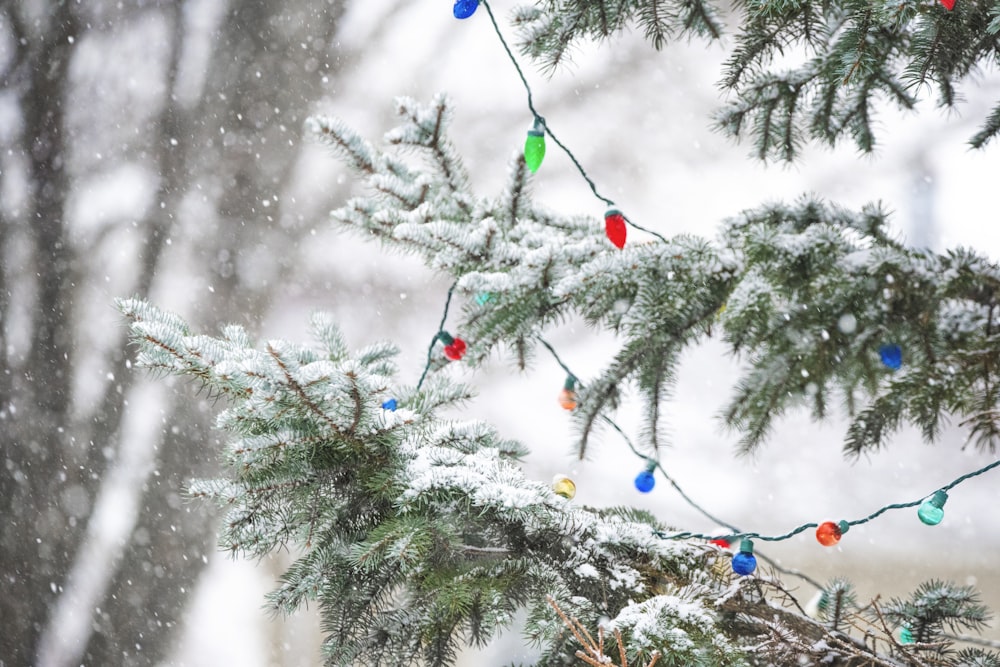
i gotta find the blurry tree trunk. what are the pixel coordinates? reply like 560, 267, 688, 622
0, 0, 347, 664
70, 3, 219, 662
80, 1, 345, 662
0, 3, 84, 664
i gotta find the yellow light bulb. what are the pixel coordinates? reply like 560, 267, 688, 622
552, 475, 576, 500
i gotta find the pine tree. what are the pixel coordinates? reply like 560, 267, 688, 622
120, 1, 1000, 665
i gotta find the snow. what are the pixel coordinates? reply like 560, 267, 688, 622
37, 382, 170, 667
611, 594, 716, 650
15, 0, 1000, 664
400, 438, 547, 511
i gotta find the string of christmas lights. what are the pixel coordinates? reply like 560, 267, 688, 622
654, 458, 1000, 546
538, 327, 1000, 577
404, 278, 1000, 579
534, 337, 736, 524
535, 336, 821, 588
421, 0, 1000, 578
414, 281, 461, 392
474, 0, 668, 246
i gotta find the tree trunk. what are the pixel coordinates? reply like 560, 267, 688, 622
0, 4, 82, 663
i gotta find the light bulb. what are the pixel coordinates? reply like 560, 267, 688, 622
438, 331, 467, 361
879, 344, 902, 370
917, 490, 948, 525
453, 0, 479, 19
381, 398, 398, 411
558, 376, 577, 411
558, 389, 577, 410
604, 209, 627, 249
732, 539, 757, 576
634, 469, 655, 493
524, 118, 546, 173
815, 520, 850, 547
552, 475, 576, 500
816, 590, 830, 616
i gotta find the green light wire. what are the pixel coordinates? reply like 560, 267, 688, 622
536, 337, 998, 588
656, 457, 1000, 543
536, 336, 1000, 540
415, 281, 457, 393
478, 0, 668, 244
537, 336, 822, 588
536, 336, 737, 532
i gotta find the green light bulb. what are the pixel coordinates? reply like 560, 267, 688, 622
524, 117, 546, 173
917, 490, 948, 526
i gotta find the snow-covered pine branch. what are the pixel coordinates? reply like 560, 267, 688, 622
515, 0, 1000, 159
118, 298, 749, 666
308, 97, 1000, 462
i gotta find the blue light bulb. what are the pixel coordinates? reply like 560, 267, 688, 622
732, 539, 757, 576
453, 0, 479, 19
879, 344, 902, 370
382, 398, 398, 411
634, 470, 655, 493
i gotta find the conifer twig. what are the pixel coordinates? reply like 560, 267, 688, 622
546, 596, 662, 667
943, 633, 1000, 650
267, 343, 345, 437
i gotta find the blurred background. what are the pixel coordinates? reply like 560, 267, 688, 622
2, 0, 999, 665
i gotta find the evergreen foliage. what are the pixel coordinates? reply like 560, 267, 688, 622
312, 97, 1000, 461
118, 298, 746, 666
884, 580, 991, 648
118, 1, 1000, 665
816, 577, 859, 633
515, 0, 1000, 159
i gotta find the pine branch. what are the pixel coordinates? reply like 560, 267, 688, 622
514, 0, 726, 74
517, 0, 1000, 159
312, 99, 1000, 464
121, 300, 754, 665
882, 580, 993, 647
969, 100, 1000, 148
639, 360, 670, 455
639, 0, 673, 49
547, 596, 662, 667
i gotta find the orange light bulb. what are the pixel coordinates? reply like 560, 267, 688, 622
816, 520, 849, 547
558, 388, 577, 410
559, 375, 578, 410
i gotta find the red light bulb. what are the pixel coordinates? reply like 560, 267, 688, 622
444, 338, 466, 360
438, 331, 467, 361
939, 0, 955, 9
815, 520, 850, 547
604, 209, 627, 249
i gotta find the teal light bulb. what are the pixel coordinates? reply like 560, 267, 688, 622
917, 490, 948, 526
